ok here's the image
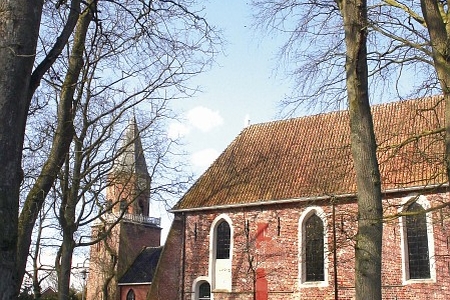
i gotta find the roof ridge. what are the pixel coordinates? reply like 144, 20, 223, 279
244, 95, 444, 131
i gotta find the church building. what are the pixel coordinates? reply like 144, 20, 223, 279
151, 96, 450, 299
86, 119, 162, 300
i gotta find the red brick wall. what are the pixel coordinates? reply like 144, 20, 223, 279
117, 222, 161, 276
87, 165, 158, 300
86, 221, 161, 300
178, 191, 450, 299
106, 174, 150, 216
119, 284, 149, 300
86, 224, 122, 300
147, 215, 184, 299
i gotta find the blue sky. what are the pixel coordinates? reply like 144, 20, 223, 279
168, 0, 290, 175
152, 0, 293, 241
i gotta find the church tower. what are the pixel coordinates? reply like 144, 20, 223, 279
86, 119, 161, 300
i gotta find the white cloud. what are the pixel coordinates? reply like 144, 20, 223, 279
167, 122, 190, 139
167, 106, 224, 140
191, 148, 220, 170
186, 106, 224, 132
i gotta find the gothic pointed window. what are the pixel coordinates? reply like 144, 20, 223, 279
210, 215, 233, 291
305, 213, 324, 281
299, 207, 328, 287
405, 202, 430, 279
216, 221, 231, 259
126, 289, 135, 300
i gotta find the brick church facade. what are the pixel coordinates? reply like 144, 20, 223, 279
151, 96, 450, 299
86, 119, 161, 300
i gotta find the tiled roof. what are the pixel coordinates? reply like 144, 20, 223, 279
173, 96, 446, 211
119, 246, 162, 284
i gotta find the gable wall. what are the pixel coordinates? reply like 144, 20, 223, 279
147, 215, 185, 299
117, 222, 161, 275
180, 191, 450, 300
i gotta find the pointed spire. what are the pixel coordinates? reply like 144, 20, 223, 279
113, 116, 149, 177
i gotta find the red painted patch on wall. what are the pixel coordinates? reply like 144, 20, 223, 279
256, 222, 270, 248
256, 268, 268, 300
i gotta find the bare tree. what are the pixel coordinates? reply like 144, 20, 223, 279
250, 1, 445, 116
362, 1, 450, 184
19, 0, 218, 298
336, 1, 383, 298
18, 2, 96, 293
0, 1, 53, 296
28, 201, 58, 300
251, 1, 352, 115
51, 110, 189, 299
250, 0, 450, 186
252, 0, 382, 298
417, 1, 450, 180
0, 0, 220, 298
0, 0, 86, 296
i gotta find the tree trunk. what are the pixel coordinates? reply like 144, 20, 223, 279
16, 2, 94, 288
56, 229, 75, 300
420, 0, 450, 183
32, 214, 44, 300
0, 0, 80, 293
58, 126, 84, 300
339, 0, 383, 299
0, 1, 44, 297
56, 233, 75, 300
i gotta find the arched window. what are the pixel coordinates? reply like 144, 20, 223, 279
405, 202, 430, 279
138, 199, 145, 215
209, 215, 233, 291
305, 214, 324, 281
215, 221, 230, 259
299, 207, 328, 287
126, 289, 135, 300
198, 281, 211, 300
399, 195, 436, 283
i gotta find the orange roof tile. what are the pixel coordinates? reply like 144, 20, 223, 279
173, 96, 446, 211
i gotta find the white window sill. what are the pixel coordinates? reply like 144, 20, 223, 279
300, 281, 328, 288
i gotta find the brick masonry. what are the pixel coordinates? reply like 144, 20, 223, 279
174, 191, 450, 300
86, 173, 161, 300
86, 221, 161, 300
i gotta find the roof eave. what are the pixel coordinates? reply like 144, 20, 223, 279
118, 282, 152, 286
170, 182, 448, 213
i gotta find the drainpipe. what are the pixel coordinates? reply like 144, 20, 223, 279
332, 198, 338, 300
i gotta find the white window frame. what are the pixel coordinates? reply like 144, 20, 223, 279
209, 214, 233, 292
298, 206, 329, 288
192, 276, 211, 300
399, 194, 436, 284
